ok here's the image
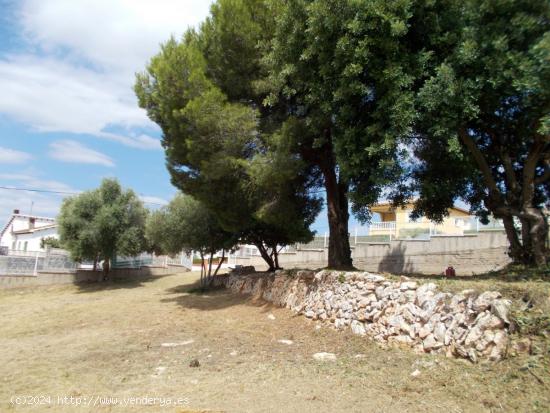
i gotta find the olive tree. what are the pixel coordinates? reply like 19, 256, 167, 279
58, 179, 147, 276
146, 194, 238, 287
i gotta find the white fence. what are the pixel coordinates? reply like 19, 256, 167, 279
0, 249, 77, 275
0, 249, 193, 276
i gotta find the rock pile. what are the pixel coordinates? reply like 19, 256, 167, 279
212, 270, 512, 362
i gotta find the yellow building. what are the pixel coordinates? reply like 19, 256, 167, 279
369, 202, 473, 239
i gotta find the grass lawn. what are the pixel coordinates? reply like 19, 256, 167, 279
0, 270, 549, 412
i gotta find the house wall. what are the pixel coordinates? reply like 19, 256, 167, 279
11, 227, 58, 251
234, 231, 510, 276
370, 206, 472, 237
0, 215, 57, 250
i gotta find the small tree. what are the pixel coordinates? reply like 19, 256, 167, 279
58, 179, 147, 277
40, 236, 62, 250
146, 194, 238, 288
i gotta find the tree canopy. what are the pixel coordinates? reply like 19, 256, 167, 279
264, 0, 418, 268
58, 179, 147, 273
136, 0, 549, 270
146, 194, 237, 286
135, 1, 321, 271
403, 0, 550, 266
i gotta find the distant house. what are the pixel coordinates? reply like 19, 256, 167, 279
369, 201, 473, 240
0, 209, 58, 252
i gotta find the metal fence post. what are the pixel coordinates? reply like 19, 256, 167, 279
33, 251, 39, 276
324, 232, 328, 248
354, 227, 358, 245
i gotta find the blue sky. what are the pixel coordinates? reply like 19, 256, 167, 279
0, 0, 357, 234
0, 0, 212, 222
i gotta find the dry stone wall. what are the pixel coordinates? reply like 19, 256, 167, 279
212, 270, 512, 362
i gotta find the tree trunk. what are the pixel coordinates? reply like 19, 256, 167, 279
254, 241, 276, 271
102, 257, 110, 281
321, 159, 353, 270
213, 249, 225, 277
522, 207, 548, 266
206, 252, 214, 286
459, 128, 548, 267
273, 246, 280, 270
501, 215, 524, 263
200, 251, 205, 288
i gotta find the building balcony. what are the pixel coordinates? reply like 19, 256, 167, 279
369, 221, 396, 234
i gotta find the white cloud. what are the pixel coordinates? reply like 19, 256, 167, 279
0, 0, 213, 149
0, 146, 33, 164
139, 195, 169, 206
99, 131, 161, 150
20, 0, 212, 75
48, 140, 115, 167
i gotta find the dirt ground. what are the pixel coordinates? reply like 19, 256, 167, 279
0, 271, 548, 413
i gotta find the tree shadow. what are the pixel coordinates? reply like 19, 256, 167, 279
74, 269, 182, 293
377, 243, 414, 274
161, 275, 284, 312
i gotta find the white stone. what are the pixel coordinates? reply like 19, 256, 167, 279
490, 330, 508, 361
417, 283, 437, 295
351, 320, 366, 336
313, 352, 337, 361
491, 299, 511, 324
464, 326, 483, 346
152, 366, 166, 377
474, 312, 505, 331
365, 274, 385, 283
473, 291, 502, 312
423, 334, 439, 351
434, 322, 446, 343
375, 286, 387, 299
389, 335, 413, 345
161, 340, 194, 347
267, 314, 276, 320
400, 281, 418, 291
278, 339, 294, 345
418, 323, 433, 339
416, 291, 435, 309
411, 369, 421, 377
305, 310, 315, 318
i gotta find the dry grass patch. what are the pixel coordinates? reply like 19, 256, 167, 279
0, 271, 548, 412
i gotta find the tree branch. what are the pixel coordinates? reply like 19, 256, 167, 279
458, 128, 500, 197
534, 157, 550, 185
522, 141, 545, 207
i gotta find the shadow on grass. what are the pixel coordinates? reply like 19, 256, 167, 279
74, 270, 186, 293
161, 276, 280, 312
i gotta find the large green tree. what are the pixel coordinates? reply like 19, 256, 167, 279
264, 0, 415, 268
404, 0, 549, 266
146, 194, 237, 287
58, 179, 147, 275
135, 1, 320, 271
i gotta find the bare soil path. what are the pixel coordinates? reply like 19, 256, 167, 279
0, 272, 547, 412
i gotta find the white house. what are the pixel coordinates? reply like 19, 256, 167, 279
0, 209, 59, 253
